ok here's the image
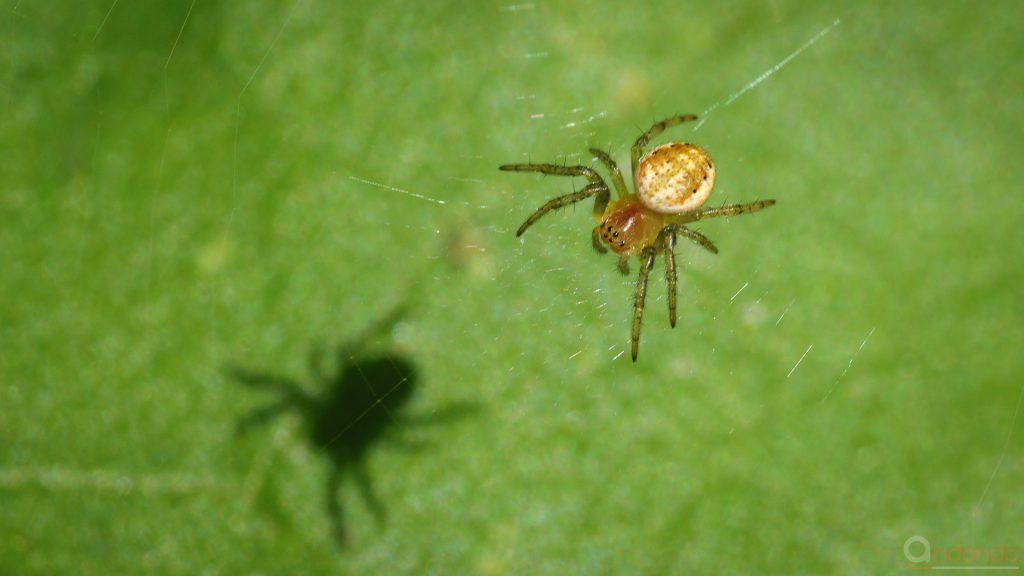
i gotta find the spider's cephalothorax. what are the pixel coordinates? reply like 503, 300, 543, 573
597, 196, 662, 256
500, 115, 776, 361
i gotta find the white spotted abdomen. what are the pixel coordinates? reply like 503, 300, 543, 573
634, 142, 715, 214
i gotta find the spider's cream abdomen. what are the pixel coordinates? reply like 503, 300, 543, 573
635, 143, 715, 214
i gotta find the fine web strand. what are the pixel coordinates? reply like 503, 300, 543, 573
775, 299, 795, 326
693, 18, 842, 132
210, 2, 306, 506
163, 0, 197, 69
975, 377, 1024, 514
821, 327, 875, 403
0, 466, 223, 495
348, 175, 448, 206
320, 362, 414, 452
217, 0, 304, 359
146, 0, 195, 327
92, 0, 120, 42
787, 344, 813, 379
730, 281, 750, 302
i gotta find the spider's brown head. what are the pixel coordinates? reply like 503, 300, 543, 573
596, 199, 661, 255
635, 142, 715, 214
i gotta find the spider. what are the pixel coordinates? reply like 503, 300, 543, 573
500, 114, 776, 362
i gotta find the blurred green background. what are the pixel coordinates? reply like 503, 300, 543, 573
2, 0, 1023, 573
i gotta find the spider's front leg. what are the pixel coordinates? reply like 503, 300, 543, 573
631, 246, 658, 362
499, 163, 611, 238
617, 254, 630, 275
512, 182, 609, 237
499, 162, 604, 185
592, 229, 608, 254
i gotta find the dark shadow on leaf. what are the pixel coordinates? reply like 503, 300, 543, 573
226, 308, 479, 547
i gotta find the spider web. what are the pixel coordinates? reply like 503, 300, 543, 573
345, 15, 845, 365
5, 0, 854, 523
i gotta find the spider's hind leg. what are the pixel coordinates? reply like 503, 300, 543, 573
657, 224, 718, 329
659, 227, 678, 328
693, 199, 776, 221
676, 226, 719, 254
631, 114, 698, 176
631, 246, 657, 362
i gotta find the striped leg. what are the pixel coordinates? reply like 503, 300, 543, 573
513, 183, 608, 237
694, 199, 776, 221
631, 115, 698, 176
631, 246, 657, 362
499, 163, 612, 236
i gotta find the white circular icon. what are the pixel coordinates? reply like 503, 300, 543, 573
904, 535, 932, 564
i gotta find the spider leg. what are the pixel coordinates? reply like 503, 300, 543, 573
660, 228, 678, 328
591, 228, 607, 254
656, 225, 718, 329
617, 254, 630, 276
631, 114, 698, 177
588, 148, 629, 199
631, 246, 657, 362
693, 199, 776, 221
675, 225, 719, 254
498, 162, 606, 187
500, 163, 612, 236
514, 183, 608, 237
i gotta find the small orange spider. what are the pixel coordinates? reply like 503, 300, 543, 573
500, 115, 776, 362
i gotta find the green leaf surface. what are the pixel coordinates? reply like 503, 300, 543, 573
3, 1, 1023, 573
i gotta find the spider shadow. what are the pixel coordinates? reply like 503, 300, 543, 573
226, 309, 478, 546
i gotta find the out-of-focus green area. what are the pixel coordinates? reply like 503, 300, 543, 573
2, 1, 1023, 573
